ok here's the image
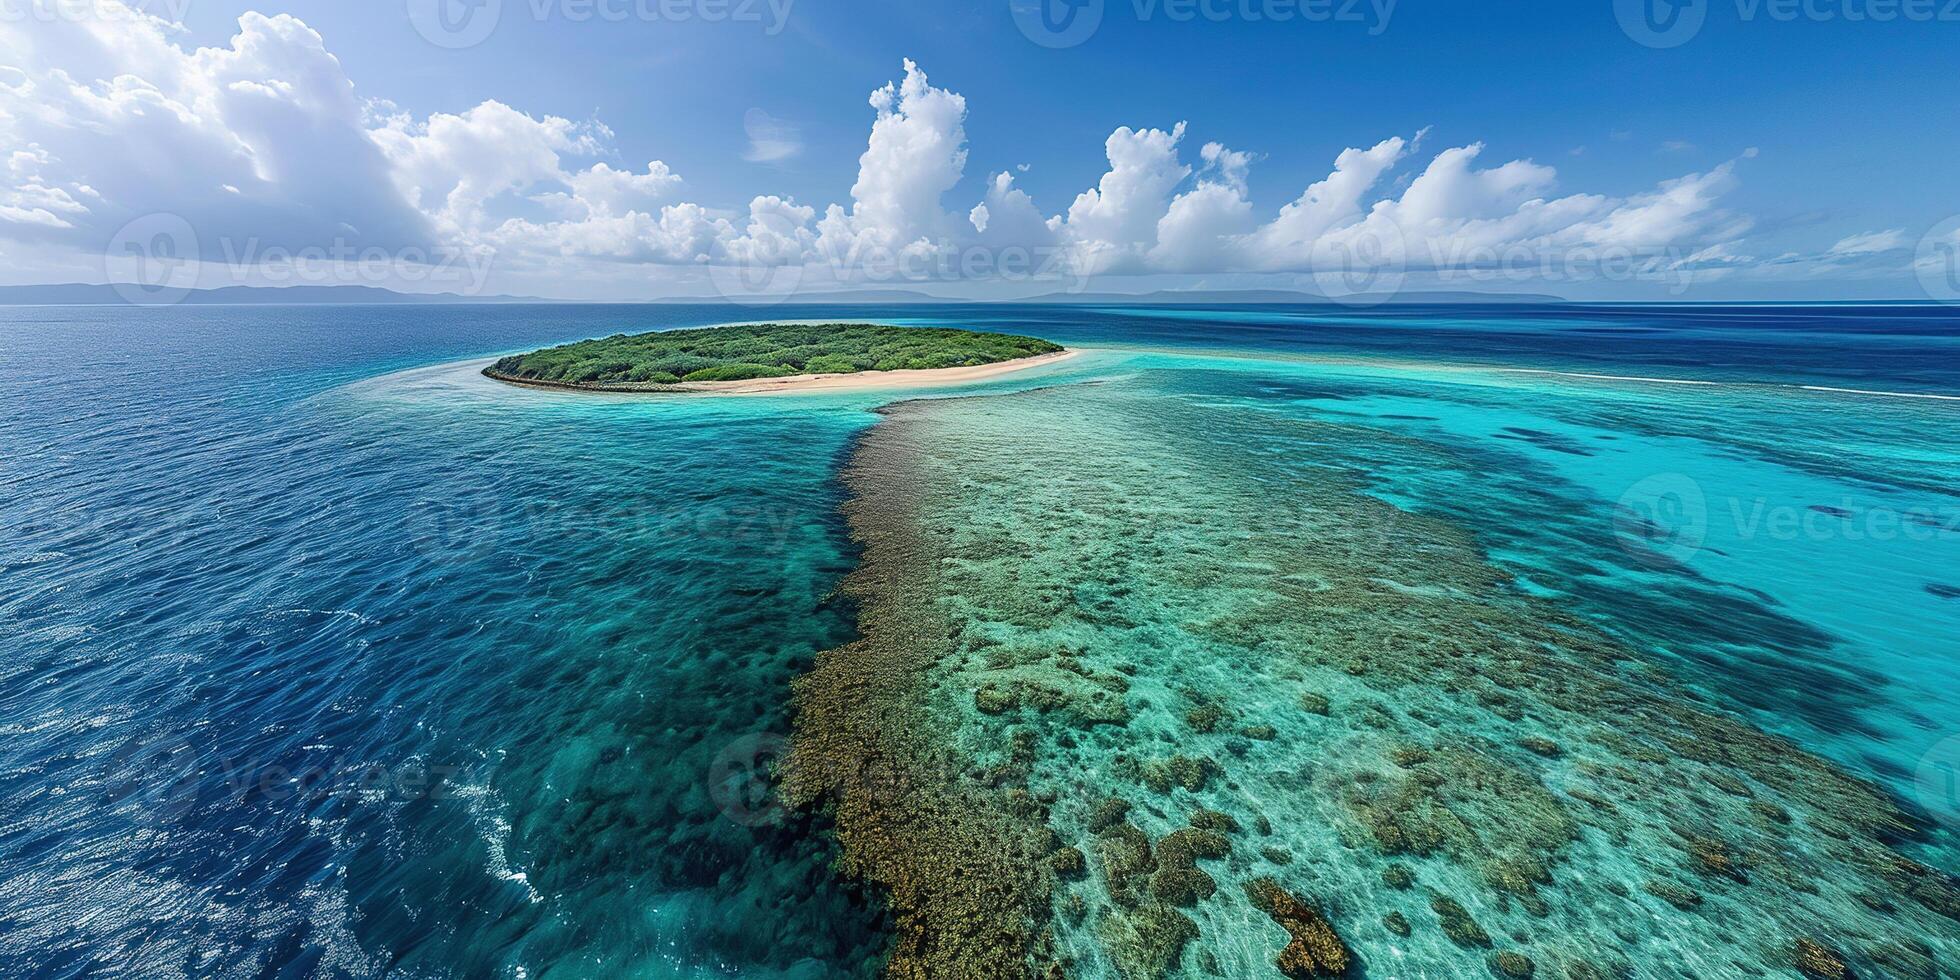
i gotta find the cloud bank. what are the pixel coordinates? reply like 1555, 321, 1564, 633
0, 3, 1912, 298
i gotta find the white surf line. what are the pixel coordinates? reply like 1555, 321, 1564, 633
1489, 368, 1952, 401
1798, 385, 1960, 402
1497, 367, 1960, 402
1495, 368, 1724, 386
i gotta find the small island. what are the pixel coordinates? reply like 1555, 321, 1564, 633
483, 322, 1071, 393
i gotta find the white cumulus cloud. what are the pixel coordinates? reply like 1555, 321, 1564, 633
0, 7, 430, 254
0, 3, 1880, 298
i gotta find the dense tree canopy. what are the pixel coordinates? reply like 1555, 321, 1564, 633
486, 323, 1063, 387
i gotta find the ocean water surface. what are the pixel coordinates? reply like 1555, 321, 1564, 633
2, 302, 1956, 978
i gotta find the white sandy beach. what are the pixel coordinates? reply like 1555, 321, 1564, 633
673, 348, 1082, 394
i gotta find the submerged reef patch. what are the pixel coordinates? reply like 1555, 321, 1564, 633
1243, 877, 1353, 976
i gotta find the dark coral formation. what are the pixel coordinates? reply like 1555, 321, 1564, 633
1430, 894, 1493, 948
1490, 950, 1537, 978
1188, 808, 1239, 833
1090, 815, 1209, 977
1383, 911, 1411, 937
779, 419, 1060, 978
1183, 701, 1229, 734
1138, 755, 1217, 795
1149, 828, 1229, 906
1794, 937, 1850, 980
1052, 846, 1087, 879
1643, 878, 1704, 912
1245, 878, 1354, 977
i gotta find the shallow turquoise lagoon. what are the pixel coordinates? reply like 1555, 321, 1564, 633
1, 303, 1954, 976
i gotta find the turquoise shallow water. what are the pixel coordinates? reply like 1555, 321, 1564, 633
1, 303, 1956, 977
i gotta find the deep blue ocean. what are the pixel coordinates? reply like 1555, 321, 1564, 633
3, 302, 1957, 978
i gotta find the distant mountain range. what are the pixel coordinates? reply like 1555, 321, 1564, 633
0, 282, 1567, 306
647, 287, 1573, 305
1015, 288, 1569, 305
0, 283, 549, 305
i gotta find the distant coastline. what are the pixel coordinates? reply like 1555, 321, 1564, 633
13, 283, 1959, 307
0, 283, 550, 306
0, 283, 1563, 306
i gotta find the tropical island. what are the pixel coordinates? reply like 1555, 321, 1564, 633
483, 322, 1071, 393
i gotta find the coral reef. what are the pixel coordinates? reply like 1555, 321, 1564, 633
785, 378, 1960, 978
780, 419, 1060, 978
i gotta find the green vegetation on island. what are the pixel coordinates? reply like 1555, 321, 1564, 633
484, 322, 1064, 389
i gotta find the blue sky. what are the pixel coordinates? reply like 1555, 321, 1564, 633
3, 0, 1957, 300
